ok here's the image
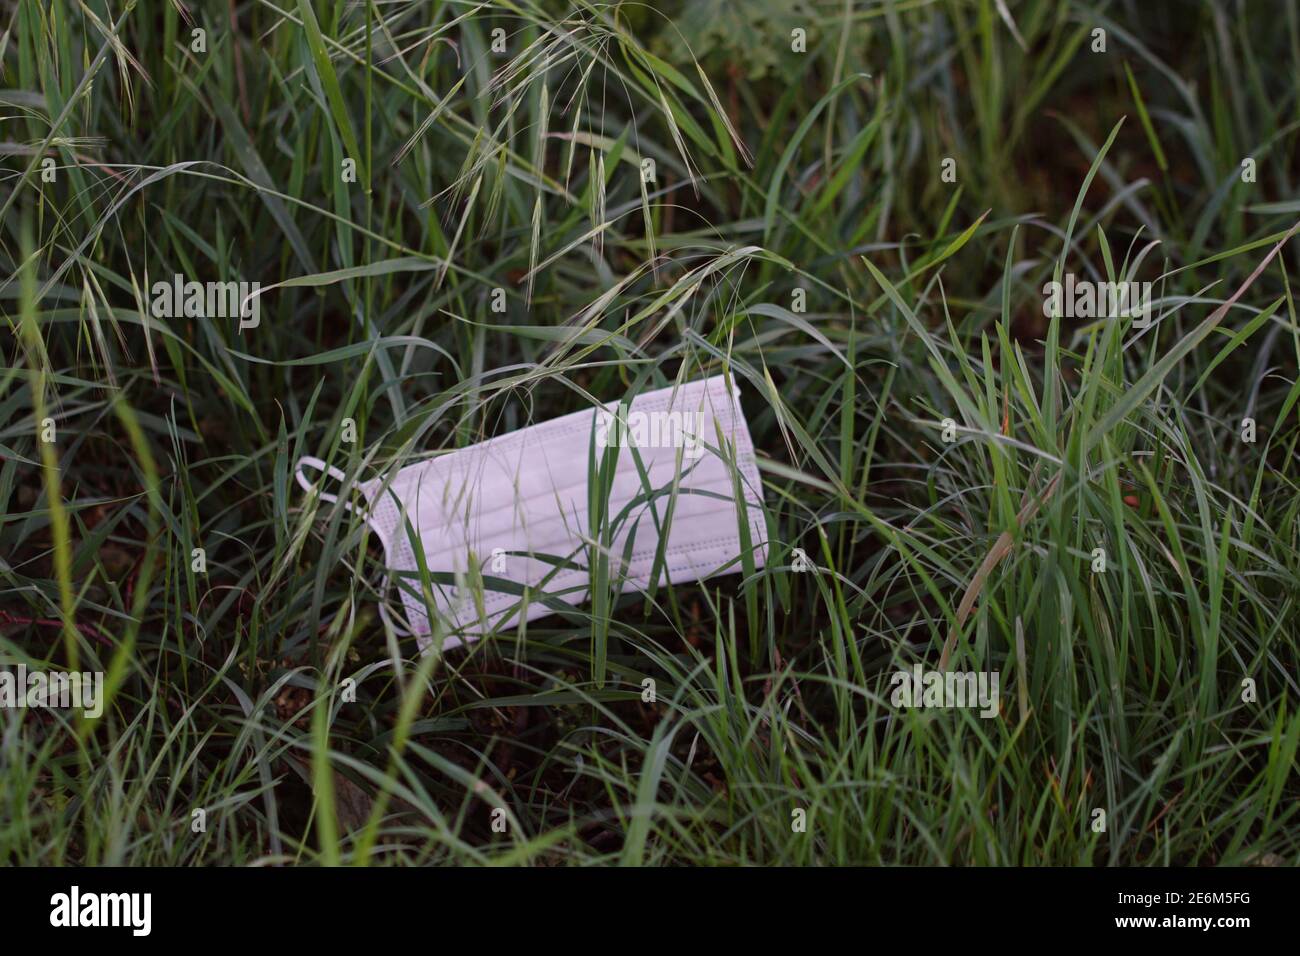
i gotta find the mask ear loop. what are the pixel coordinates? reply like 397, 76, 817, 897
378, 600, 414, 640
296, 455, 431, 647
293, 454, 394, 551
294, 455, 356, 511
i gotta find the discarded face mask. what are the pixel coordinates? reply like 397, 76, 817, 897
295, 375, 768, 650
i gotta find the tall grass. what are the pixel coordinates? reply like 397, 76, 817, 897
2, 0, 1299, 865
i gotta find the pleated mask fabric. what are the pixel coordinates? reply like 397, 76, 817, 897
295, 375, 767, 650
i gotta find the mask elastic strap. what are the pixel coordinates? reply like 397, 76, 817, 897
298, 456, 414, 636
377, 600, 409, 638
294, 455, 356, 513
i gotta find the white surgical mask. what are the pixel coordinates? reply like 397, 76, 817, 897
295, 375, 767, 650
